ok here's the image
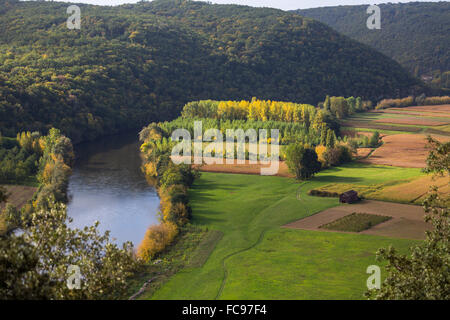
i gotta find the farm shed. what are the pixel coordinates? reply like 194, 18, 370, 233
339, 190, 361, 204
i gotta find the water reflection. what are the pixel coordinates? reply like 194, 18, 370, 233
67, 133, 159, 247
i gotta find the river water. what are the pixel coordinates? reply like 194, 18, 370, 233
67, 133, 160, 247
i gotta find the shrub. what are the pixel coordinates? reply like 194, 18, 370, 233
137, 222, 179, 262
323, 145, 353, 166
308, 190, 340, 197
376, 96, 414, 109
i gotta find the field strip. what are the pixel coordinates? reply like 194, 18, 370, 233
214, 193, 297, 300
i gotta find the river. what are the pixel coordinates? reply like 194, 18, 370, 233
67, 133, 160, 247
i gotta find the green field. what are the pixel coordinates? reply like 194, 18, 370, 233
320, 213, 392, 232
141, 163, 422, 300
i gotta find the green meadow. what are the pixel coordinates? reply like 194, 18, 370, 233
144, 164, 423, 300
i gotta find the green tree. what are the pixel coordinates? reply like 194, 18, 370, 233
285, 143, 321, 180
423, 136, 450, 176
0, 186, 7, 204
324, 95, 331, 111
326, 129, 336, 148
0, 200, 140, 300
369, 131, 381, 147
366, 138, 449, 300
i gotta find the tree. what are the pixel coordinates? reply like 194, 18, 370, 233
423, 136, 450, 176
326, 129, 336, 148
0, 200, 140, 300
324, 95, 331, 111
369, 131, 381, 147
366, 138, 449, 300
0, 186, 7, 204
285, 143, 321, 180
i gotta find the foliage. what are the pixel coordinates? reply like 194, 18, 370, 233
323, 145, 353, 167
0, 132, 41, 184
0, 199, 140, 300
35, 128, 74, 207
298, 2, 450, 90
366, 137, 449, 300
375, 96, 450, 109
137, 222, 179, 262
285, 143, 321, 180
0, 186, 7, 204
138, 123, 200, 262
0, 0, 422, 142
324, 95, 373, 119
423, 137, 450, 177
369, 131, 382, 148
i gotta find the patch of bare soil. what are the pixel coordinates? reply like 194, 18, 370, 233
390, 105, 450, 114
192, 158, 293, 177
0, 185, 37, 211
356, 148, 374, 159
361, 134, 449, 168
284, 200, 431, 240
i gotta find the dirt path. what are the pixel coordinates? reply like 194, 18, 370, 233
284, 200, 431, 240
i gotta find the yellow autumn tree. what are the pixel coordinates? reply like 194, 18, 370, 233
315, 145, 327, 166
137, 222, 179, 261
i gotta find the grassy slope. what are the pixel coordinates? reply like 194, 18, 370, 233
147, 163, 422, 300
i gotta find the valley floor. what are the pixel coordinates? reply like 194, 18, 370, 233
139, 163, 424, 300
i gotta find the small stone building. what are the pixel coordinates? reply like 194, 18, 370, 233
339, 190, 360, 204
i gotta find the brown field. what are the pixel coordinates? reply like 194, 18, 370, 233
311, 174, 448, 205
374, 109, 450, 118
284, 200, 431, 240
356, 148, 373, 159
0, 185, 37, 211
381, 175, 449, 203
361, 134, 449, 168
194, 158, 292, 177
0, 185, 37, 234
374, 117, 449, 126
389, 105, 450, 114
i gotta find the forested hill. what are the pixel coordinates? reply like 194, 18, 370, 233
1, 0, 422, 143
296, 2, 450, 90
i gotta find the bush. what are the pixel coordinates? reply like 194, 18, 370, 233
308, 190, 340, 197
376, 95, 450, 109
323, 145, 353, 166
137, 222, 179, 262
376, 96, 414, 109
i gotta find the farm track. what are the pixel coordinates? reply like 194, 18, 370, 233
215, 228, 269, 300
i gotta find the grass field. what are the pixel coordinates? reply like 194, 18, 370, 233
142, 163, 421, 300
